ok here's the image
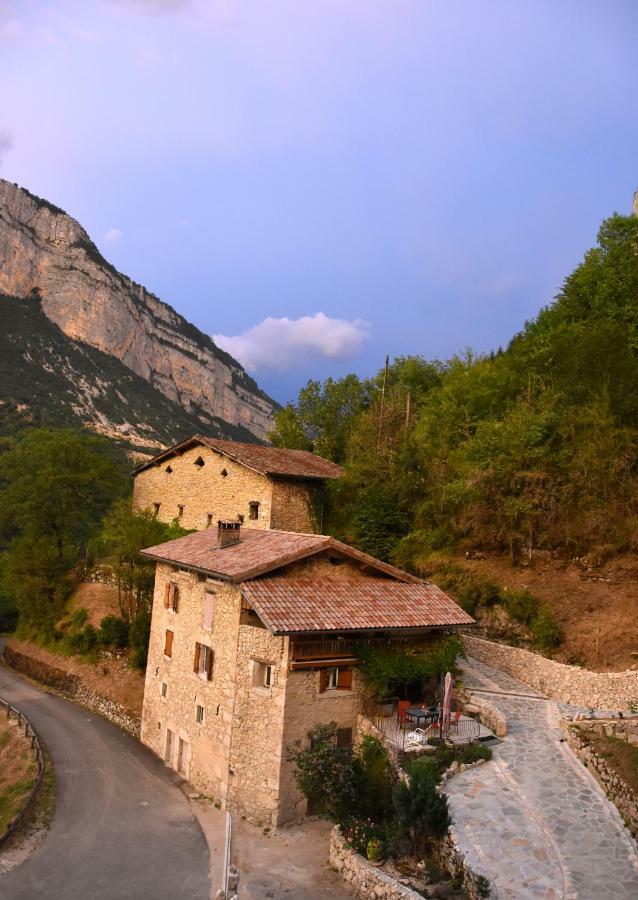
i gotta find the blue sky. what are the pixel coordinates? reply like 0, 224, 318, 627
1, 1, 638, 402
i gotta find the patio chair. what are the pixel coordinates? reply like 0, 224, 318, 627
405, 728, 428, 748
397, 700, 411, 727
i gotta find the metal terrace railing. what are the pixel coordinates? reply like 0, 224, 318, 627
362, 698, 481, 752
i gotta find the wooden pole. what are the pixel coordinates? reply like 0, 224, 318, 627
377, 354, 389, 449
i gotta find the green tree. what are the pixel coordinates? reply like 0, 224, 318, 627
96, 500, 189, 621
393, 757, 450, 855
0, 429, 128, 631
269, 405, 312, 451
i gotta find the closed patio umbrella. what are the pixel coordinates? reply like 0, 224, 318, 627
442, 671, 453, 737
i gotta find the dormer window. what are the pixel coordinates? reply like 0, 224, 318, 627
165, 466, 173, 474
194, 456, 205, 468
220, 468, 228, 478
249, 501, 260, 521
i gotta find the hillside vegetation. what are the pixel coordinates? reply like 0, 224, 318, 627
0, 293, 261, 450
272, 211, 638, 665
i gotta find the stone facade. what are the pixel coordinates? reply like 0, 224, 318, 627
132, 442, 319, 534
141, 554, 369, 825
464, 635, 638, 711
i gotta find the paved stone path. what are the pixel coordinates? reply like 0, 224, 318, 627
446, 656, 638, 899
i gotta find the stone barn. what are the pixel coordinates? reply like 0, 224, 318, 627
131, 435, 343, 534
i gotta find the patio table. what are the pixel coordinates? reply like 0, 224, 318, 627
405, 707, 438, 728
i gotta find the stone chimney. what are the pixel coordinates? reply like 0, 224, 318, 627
633, 189, 638, 217
217, 519, 241, 549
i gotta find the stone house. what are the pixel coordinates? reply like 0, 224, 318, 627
131, 435, 343, 534
140, 521, 474, 826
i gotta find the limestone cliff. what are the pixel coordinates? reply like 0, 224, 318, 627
0, 180, 277, 441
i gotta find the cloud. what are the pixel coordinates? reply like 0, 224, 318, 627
0, 129, 14, 168
214, 312, 370, 373
104, 227, 122, 243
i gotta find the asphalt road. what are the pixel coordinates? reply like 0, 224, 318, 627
0, 663, 210, 900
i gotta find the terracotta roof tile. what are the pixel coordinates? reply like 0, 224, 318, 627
133, 435, 344, 480
241, 577, 475, 634
140, 527, 421, 584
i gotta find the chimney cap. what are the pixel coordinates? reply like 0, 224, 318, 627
217, 519, 241, 549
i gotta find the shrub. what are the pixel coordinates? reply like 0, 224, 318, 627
341, 818, 379, 855
393, 761, 450, 854
130, 608, 151, 670
410, 754, 443, 784
460, 743, 493, 765
354, 736, 395, 822
479, 581, 501, 607
288, 723, 358, 823
98, 614, 129, 648
69, 607, 88, 628
531, 605, 562, 650
503, 589, 538, 626
357, 634, 464, 702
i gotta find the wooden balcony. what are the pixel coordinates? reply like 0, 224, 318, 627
288, 635, 428, 670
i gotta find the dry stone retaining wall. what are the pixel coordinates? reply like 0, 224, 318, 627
329, 827, 424, 900
3, 645, 140, 738
563, 720, 638, 841
464, 635, 638, 711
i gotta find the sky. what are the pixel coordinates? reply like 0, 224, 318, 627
1, 1, 638, 402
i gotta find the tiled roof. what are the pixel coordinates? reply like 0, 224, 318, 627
140, 527, 420, 584
241, 577, 475, 634
133, 434, 344, 480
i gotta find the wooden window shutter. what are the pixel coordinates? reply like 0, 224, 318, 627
319, 669, 328, 693
165, 630, 173, 657
164, 583, 170, 608
207, 649, 214, 681
337, 668, 353, 691
172, 586, 179, 613
193, 642, 201, 674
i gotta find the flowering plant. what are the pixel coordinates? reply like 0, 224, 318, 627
342, 818, 380, 856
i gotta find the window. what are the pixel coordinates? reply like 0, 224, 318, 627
252, 660, 274, 690
165, 466, 173, 474
207, 514, 213, 527
194, 456, 205, 468
203, 593, 214, 631
196, 704, 204, 724
164, 583, 179, 612
164, 630, 174, 658
153, 502, 161, 515
194, 642, 214, 681
220, 468, 228, 478
249, 501, 260, 521
161, 681, 168, 698
177, 504, 184, 519
319, 667, 353, 693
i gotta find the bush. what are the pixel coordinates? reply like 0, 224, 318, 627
531, 605, 562, 650
130, 609, 151, 670
288, 723, 358, 823
357, 634, 464, 702
460, 743, 493, 765
503, 589, 538, 626
341, 818, 380, 855
66, 623, 98, 656
354, 736, 394, 822
98, 614, 129, 648
69, 607, 88, 628
410, 754, 443, 784
393, 759, 450, 854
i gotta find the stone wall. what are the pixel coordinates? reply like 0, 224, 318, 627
132, 442, 317, 533
459, 688, 508, 737
329, 827, 424, 900
3, 645, 140, 737
464, 635, 638, 711
140, 564, 241, 802
563, 720, 638, 841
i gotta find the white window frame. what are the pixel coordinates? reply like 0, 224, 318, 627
197, 644, 213, 681
251, 660, 274, 693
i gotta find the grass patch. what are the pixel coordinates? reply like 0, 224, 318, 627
0, 720, 37, 834
585, 731, 638, 796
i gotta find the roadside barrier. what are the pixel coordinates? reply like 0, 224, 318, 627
0, 696, 47, 847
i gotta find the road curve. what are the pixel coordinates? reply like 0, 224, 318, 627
0, 664, 210, 900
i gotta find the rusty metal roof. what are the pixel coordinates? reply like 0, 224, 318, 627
140, 527, 421, 584
240, 577, 475, 634
133, 434, 344, 480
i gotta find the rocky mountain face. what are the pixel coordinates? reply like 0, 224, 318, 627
0, 292, 262, 452
0, 179, 277, 442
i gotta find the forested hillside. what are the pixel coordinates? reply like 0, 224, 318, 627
271, 211, 638, 667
